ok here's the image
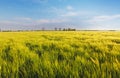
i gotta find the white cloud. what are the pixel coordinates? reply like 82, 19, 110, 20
66, 5, 73, 10
0, 17, 69, 27
86, 14, 120, 30
14, 17, 32, 21
50, 6, 93, 18
0, 17, 71, 30
0, 21, 18, 25
89, 14, 120, 22
36, 19, 50, 23
61, 11, 78, 17
36, 19, 69, 23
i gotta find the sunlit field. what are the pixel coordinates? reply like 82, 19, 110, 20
0, 31, 120, 78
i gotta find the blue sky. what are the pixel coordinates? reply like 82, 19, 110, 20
0, 0, 120, 30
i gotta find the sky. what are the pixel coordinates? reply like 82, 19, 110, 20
0, 0, 120, 30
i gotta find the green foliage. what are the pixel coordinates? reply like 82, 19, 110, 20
0, 31, 120, 78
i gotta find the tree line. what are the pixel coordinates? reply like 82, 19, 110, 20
54, 28, 76, 31
0, 28, 76, 32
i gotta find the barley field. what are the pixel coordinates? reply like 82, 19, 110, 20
0, 31, 120, 78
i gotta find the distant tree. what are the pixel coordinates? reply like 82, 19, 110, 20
68, 28, 71, 31
42, 27, 45, 31
55, 27, 57, 31
63, 28, 66, 31
59, 28, 61, 31
73, 29, 76, 31
62, 28, 76, 31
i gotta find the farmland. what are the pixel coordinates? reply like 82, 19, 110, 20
0, 31, 120, 78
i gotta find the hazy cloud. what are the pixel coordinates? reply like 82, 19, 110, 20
0, 17, 69, 27
51, 6, 79, 17
36, 19, 69, 23
66, 5, 74, 10
61, 11, 78, 17
14, 17, 32, 21
89, 14, 120, 22
86, 14, 120, 30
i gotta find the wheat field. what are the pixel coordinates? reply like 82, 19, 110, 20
0, 31, 120, 78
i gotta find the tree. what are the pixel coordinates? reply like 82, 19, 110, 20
59, 28, 61, 31
42, 27, 45, 31
55, 27, 57, 31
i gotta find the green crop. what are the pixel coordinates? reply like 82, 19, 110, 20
0, 31, 120, 78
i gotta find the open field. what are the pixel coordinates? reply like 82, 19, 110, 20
0, 31, 120, 78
